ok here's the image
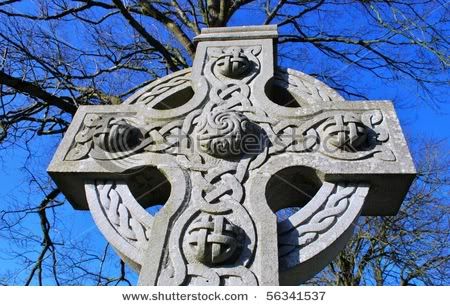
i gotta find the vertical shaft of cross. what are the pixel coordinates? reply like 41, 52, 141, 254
137, 26, 280, 286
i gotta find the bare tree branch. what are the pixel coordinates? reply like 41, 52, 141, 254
0, 71, 77, 115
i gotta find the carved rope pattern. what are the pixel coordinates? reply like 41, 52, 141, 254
97, 181, 149, 248
278, 183, 357, 257
273, 69, 343, 105
128, 69, 191, 106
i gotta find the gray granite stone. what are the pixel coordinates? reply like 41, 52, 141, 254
48, 25, 415, 285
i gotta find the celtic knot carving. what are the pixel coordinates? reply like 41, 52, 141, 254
208, 45, 261, 84
65, 114, 101, 161
127, 69, 191, 107
96, 181, 150, 247
65, 113, 188, 164
316, 110, 394, 160
322, 114, 367, 151
278, 182, 369, 261
156, 43, 266, 285
65, 114, 144, 161
185, 214, 243, 265
272, 69, 344, 106
215, 47, 251, 78
278, 184, 356, 257
270, 110, 395, 161
275, 181, 370, 284
158, 155, 257, 285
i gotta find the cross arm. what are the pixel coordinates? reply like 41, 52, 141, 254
264, 100, 416, 216
47, 104, 181, 210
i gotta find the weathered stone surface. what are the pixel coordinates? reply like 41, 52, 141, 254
48, 25, 416, 285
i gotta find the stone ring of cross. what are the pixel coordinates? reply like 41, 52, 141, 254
48, 26, 415, 286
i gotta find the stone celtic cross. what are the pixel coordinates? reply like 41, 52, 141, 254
48, 26, 415, 285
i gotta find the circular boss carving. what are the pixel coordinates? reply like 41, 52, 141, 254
322, 114, 367, 151
216, 47, 251, 78
95, 119, 143, 153
185, 214, 243, 266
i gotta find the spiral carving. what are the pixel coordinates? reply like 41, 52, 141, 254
196, 110, 250, 158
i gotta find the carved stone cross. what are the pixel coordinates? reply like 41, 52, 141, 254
48, 26, 415, 285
